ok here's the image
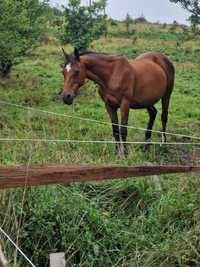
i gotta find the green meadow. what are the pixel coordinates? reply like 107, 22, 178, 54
0, 22, 200, 266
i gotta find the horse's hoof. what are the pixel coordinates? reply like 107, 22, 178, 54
144, 139, 152, 151
124, 151, 129, 158
144, 144, 151, 151
161, 132, 166, 143
115, 150, 121, 159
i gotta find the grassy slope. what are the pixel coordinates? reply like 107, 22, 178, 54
0, 23, 200, 266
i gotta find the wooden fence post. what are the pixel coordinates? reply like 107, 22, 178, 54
50, 253, 66, 267
0, 191, 5, 208
0, 244, 8, 267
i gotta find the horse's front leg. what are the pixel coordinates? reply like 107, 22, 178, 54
120, 99, 130, 157
105, 104, 121, 157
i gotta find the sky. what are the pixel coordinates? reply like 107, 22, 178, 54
50, 0, 190, 25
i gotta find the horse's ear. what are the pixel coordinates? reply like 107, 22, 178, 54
62, 48, 69, 60
74, 47, 80, 61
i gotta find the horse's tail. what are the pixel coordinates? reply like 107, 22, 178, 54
159, 55, 175, 142
151, 53, 175, 142
151, 54, 175, 97
162, 55, 175, 97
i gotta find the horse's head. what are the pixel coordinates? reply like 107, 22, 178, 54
61, 48, 86, 105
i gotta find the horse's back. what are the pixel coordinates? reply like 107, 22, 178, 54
134, 51, 172, 67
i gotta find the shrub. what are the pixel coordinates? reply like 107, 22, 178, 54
0, 0, 48, 77
134, 15, 148, 24
188, 14, 200, 32
125, 13, 133, 36
62, 0, 107, 50
162, 23, 167, 29
110, 19, 118, 26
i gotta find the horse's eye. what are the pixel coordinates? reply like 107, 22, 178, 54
74, 69, 80, 75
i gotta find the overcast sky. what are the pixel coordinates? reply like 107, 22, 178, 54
50, 0, 190, 24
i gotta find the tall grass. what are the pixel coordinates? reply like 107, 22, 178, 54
0, 22, 200, 266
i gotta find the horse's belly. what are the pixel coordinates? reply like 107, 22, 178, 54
129, 98, 160, 109
132, 86, 166, 107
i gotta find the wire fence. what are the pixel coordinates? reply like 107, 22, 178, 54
0, 99, 200, 267
0, 226, 36, 267
0, 100, 200, 142
0, 137, 200, 146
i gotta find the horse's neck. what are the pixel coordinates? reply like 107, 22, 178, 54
81, 55, 114, 89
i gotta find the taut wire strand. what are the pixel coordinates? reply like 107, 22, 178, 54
0, 137, 199, 145
0, 100, 200, 141
0, 226, 36, 267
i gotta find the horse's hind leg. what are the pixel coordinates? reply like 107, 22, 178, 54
145, 106, 157, 148
161, 95, 170, 142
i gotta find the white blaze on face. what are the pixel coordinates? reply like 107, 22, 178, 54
66, 63, 72, 72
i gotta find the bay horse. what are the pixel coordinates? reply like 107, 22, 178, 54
61, 48, 175, 156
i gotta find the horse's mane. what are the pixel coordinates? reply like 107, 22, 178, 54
79, 51, 123, 61
65, 51, 109, 65
79, 51, 111, 56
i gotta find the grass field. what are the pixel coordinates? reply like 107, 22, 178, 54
0, 22, 200, 266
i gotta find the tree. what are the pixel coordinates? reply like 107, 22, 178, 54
125, 13, 133, 35
170, 0, 200, 16
134, 14, 148, 24
0, 0, 49, 77
188, 14, 200, 31
170, 0, 200, 29
170, 20, 179, 32
63, 0, 107, 50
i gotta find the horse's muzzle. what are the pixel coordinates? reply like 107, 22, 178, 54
63, 94, 74, 105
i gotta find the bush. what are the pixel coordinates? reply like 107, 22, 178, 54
162, 23, 167, 29
0, 0, 48, 77
62, 0, 107, 50
134, 15, 148, 24
125, 13, 133, 36
188, 14, 200, 32
110, 19, 118, 26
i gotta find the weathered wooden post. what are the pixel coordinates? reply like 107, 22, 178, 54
50, 253, 66, 267
0, 244, 8, 267
0, 191, 5, 208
